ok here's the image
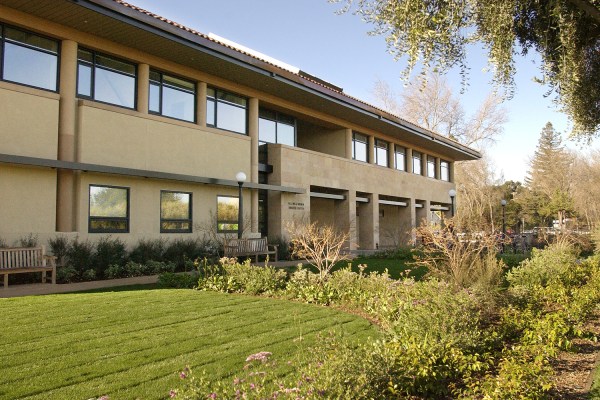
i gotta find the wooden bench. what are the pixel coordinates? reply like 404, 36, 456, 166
223, 237, 278, 262
0, 246, 57, 289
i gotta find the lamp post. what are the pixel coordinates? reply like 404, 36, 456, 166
501, 199, 507, 253
236, 171, 247, 239
448, 189, 456, 217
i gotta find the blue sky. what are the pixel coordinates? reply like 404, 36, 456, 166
131, 0, 589, 182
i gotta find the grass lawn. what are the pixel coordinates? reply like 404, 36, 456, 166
0, 288, 378, 400
592, 365, 600, 400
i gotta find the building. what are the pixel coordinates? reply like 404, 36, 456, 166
0, 0, 480, 250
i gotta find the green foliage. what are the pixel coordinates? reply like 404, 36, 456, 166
157, 272, 198, 289
65, 239, 95, 281
128, 237, 167, 264
18, 233, 38, 248
105, 260, 176, 279
48, 236, 69, 265
94, 236, 127, 277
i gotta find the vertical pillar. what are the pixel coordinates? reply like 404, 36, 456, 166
345, 128, 352, 159
388, 143, 395, 169
406, 148, 413, 173
449, 161, 455, 183
421, 154, 427, 177
368, 135, 375, 164
56, 40, 78, 232
334, 191, 357, 251
360, 193, 379, 250
137, 63, 149, 114
249, 97, 259, 234
197, 82, 207, 127
435, 157, 441, 180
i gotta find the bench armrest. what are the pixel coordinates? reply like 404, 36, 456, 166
43, 255, 57, 267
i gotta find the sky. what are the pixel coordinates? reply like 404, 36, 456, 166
130, 0, 594, 183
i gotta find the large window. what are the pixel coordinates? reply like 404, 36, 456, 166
89, 185, 129, 233
77, 49, 136, 109
375, 139, 388, 167
259, 108, 296, 146
440, 160, 450, 181
412, 151, 422, 175
1, 25, 58, 91
427, 156, 436, 178
352, 132, 368, 162
217, 195, 239, 233
395, 146, 406, 171
207, 87, 247, 134
149, 70, 196, 122
160, 191, 192, 233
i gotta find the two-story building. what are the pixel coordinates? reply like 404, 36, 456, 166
0, 0, 480, 250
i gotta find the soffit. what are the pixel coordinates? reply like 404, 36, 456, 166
0, 0, 480, 161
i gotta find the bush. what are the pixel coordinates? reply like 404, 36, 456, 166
0, 237, 7, 248
65, 239, 95, 282
158, 272, 198, 289
95, 236, 127, 278
268, 235, 291, 261
129, 238, 167, 264
18, 233, 38, 247
48, 236, 69, 266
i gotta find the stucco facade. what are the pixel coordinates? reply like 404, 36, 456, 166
0, 0, 480, 250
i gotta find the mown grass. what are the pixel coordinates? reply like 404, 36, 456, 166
592, 365, 600, 400
0, 288, 378, 400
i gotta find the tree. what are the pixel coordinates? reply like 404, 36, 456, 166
334, 0, 600, 139
570, 151, 600, 229
520, 122, 575, 229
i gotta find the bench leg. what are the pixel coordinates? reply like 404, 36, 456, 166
42, 271, 47, 284
3, 273, 7, 289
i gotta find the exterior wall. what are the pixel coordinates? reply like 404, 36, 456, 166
297, 121, 346, 158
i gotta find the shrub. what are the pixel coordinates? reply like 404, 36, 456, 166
18, 233, 38, 247
158, 272, 198, 289
48, 236, 69, 266
65, 239, 95, 281
268, 235, 291, 261
129, 238, 167, 264
94, 236, 127, 278
0, 237, 7, 248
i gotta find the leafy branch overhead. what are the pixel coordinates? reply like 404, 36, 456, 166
332, 0, 600, 139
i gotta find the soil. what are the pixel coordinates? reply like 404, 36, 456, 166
550, 312, 600, 399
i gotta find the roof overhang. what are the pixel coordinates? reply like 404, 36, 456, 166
0, 0, 481, 161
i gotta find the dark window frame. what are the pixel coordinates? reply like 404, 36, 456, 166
88, 184, 130, 233
149, 69, 197, 123
77, 48, 137, 110
374, 138, 388, 167
352, 132, 369, 163
207, 87, 248, 135
258, 107, 297, 146
160, 190, 193, 233
0, 24, 60, 92
216, 195, 239, 233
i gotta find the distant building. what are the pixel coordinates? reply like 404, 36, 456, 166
0, 0, 480, 249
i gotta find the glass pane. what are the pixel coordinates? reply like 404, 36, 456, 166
278, 113, 295, 125
90, 186, 128, 218
395, 152, 405, 171
259, 118, 276, 143
149, 70, 161, 82
162, 86, 195, 121
94, 68, 135, 108
161, 221, 191, 232
5, 27, 57, 52
277, 122, 295, 146
217, 196, 239, 231
259, 108, 276, 120
217, 91, 247, 106
354, 133, 368, 144
217, 101, 247, 133
413, 156, 422, 174
163, 74, 195, 92
161, 192, 190, 219
206, 99, 215, 125
149, 83, 160, 113
354, 141, 367, 162
77, 49, 93, 63
207, 87, 215, 98
441, 162, 449, 181
4, 43, 57, 91
90, 219, 127, 232
218, 222, 238, 232
427, 158, 436, 178
77, 64, 92, 97
376, 147, 388, 167
95, 54, 135, 75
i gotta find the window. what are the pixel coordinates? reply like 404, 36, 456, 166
427, 156, 436, 178
160, 191, 192, 233
412, 151, 422, 175
352, 133, 368, 162
259, 108, 296, 146
89, 185, 129, 233
375, 139, 388, 167
77, 49, 136, 108
149, 70, 196, 122
207, 87, 247, 134
1, 25, 58, 91
217, 195, 239, 233
440, 160, 450, 181
395, 146, 406, 171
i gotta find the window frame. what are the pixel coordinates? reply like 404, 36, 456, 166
258, 107, 297, 146
207, 87, 248, 135
440, 160, 450, 182
149, 69, 196, 123
77, 48, 137, 110
88, 184, 130, 234
216, 195, 240, 233
352, 132, 369, 163
412, 151, 422, 175
160, 190, 193, 233
394, 146, 406, 171
374, 138, 388, 167
0, 24, 60, 92
427, 155, 436, 178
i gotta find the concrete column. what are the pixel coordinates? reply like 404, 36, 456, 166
360, 193, 379, 250
334, 190, 357, 251
388, 143, 395, 169
56, 40, 78, 232
137, 63, 149, 114
421, 154, 427, 177
406, 148, 413, 173
368, 135, 375, 164
415, 200, 430, 229
449, 161, 455, 183
249, 97, 259, 234
345, 128, 352, 159
197, 82, 207, 127
435, 157, 441, 180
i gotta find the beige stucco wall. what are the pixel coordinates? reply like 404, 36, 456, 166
0, 165, 57, 245
297, 121, 347, 158
0, 83, 59, 159
78, 103, 251, 179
